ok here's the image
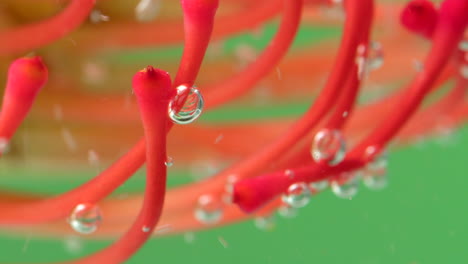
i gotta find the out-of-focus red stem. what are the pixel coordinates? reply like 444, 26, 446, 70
0, 0, 95, 55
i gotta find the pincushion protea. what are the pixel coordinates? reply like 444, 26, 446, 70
0, 0, 466, 263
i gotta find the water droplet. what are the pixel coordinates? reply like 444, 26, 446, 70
135, 0, 160, 22
366, 41, 384, 71
194, 194, 223, 225
277, 204, 298, 219
363, 152, 388, 190
165, 156, 174, 167
281, 182, 311, 208
254, 216, 275, 231
284, 169, 295, 179
69, 203, 102, 234
309, 180, 329, 192
460, 63, 468, 79
142, 226, 151, 233
0, 138, 10, 154
169, 85, 204, 125
87, 149, 100, 166
459, 39, 468, 52
331, 175, 359, 199
89, 9, 109, 23
311, 129, 346, 165
184, 232, 196, 244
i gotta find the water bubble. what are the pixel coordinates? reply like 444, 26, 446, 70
165, 156, 174, 167
135, 0, 160, 22
309, 180, 329, 192
363, 152, 388, 190
366, 41, 384, 71
277, 204, 298, 219
284, 169, 295, 179
169, 85, 204, 125
142, 226, 151, 233
281, 182, 311, 208
460, 64, 468, 79
194, 194, 223, 225
311, 129, 346, 165
0, 138, 10, 154
69, 203, 102, 234
331, 175, 359, 199
459, 39, 468, 52
89, 10, 109, 23
254, 216, 275, 231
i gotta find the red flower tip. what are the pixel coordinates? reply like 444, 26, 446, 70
132, 66, 174, 103
233, 173, 289, 213
181, 0, 219, 22
6, 56, 48, 100
400, 0, 438, 39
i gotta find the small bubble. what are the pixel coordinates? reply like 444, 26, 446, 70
69, 203, 102, 234
89, 9, 109, 23
363, 152, 388, 190
459, 39, 468, 52
277, 204, 298, 219
87, 149, 100, 166
254, 216, 275, 231
165, 156, 174, 167
284, 169, 295, 179
412, 59, 424, 72
311, 128, 346, 165
184, 232, 196, 244
194, 194, 223, 225
169, 85, 204, 125
366, 41, 384, 71
281, 182, 311, 208
135, 0, 160, 22
0, 138, 10, 154
309, 180, 329, 192
460, 64, 468, 79
331, 175, 359, 199
142, 226, 151, 233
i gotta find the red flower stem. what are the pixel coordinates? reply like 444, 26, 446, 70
204, 0, 303, 109
0, 57, 48, 147
76, 0, 281, 52
233, 0, 468, 213
58, 67, 172, 264
0, 0, 218, 224
0, 0, 95, 55
173, 0, 219, 87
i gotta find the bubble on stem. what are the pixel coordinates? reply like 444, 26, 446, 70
331, 175, 359, 199
135, 0, 161, 22
169, 85, 204, 125
194, 194, 223, 225
363, 151, 388, 190
69, 203, 102, 234
282, 182, 311, 208
277, 204, 298, 219
165, 156, 174, 167
89, 10, 109, 23
311, 129, 346, 165
366, 41, 384, 71
309, 180, 329, 192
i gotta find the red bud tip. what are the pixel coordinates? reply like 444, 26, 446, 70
132, 66, 173, 103
6, 56, 48, 100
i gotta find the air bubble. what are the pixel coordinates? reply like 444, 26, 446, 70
331, 176, 359, 199
284, 169, 295, 179
69, 203, 102, 234
460, 64, 468, 79
309, 180, 329, 192
0, 138, 10, 154
366, 41, 384, 71
194, 194, 223, 225
135, 0, 160, 22
254, 216, 275, 231
169, 85, 204, 125
311, 129, 346, 165
89, 10, 109, 23
277, 204, 298, 219
281, 182, 311, 208
165, 156, 174, 167
363, 152, 388, 190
